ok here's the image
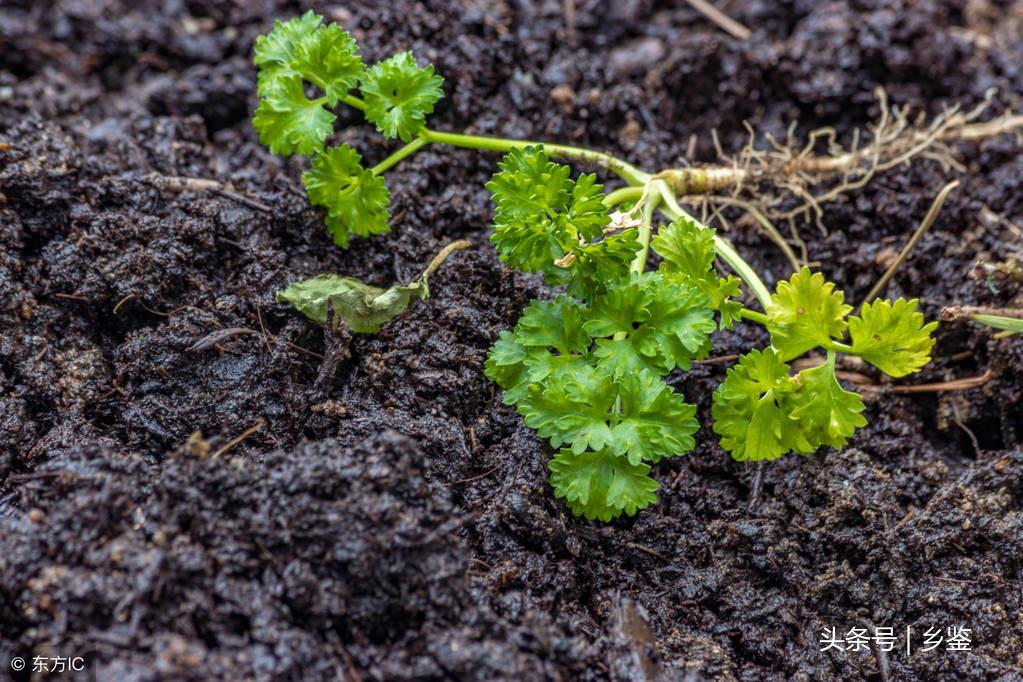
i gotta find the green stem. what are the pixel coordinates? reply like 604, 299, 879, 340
371, 137, 430, 175
629, 183, 661, 275
340, 91, 647, 181
609, 185, 660, 351
341, 94, 367, 111
610, 195, 660, 417
824, 340, 854, 354
419, 128, 650, 186
603, 185, 645, 207
738, 308, 770, 326
656, 183, 772, 309
969, 313, 1023, 334
714, 237, 773, 310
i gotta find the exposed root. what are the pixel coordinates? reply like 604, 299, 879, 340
888, 369, 994, 394
940, 306, 1023, 336
657, 89, 1023, 244
941, 306, 1023, 321
682, 194, 804, 271
143, 172, 272, 212
211, 418, 266, 458
859, 179, 959, 307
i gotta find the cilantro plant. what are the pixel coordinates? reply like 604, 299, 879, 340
255, 13, 939, 522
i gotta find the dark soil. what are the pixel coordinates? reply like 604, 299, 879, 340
2, 1, 1022, 680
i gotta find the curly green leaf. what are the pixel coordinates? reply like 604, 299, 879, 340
549, 449, 660, 522
766, 267, 852, 360
848, 298, 937, 377
302, 144, 391, 248
360, 52, 444, 142
253, 75, 335, 156
254, 11, 364, 103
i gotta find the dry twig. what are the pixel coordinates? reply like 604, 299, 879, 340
685, 0, 751, 40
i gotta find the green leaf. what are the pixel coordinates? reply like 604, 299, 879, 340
514, 297, 591, 355
488, 146, 573, 269
584, 273, 715, 376
611, 370, 699, 464
276, 274, 426, 333
712, 348, 811, 461
652, 214, 716, 282
564, 172, 613, 241
253, 74, 336, 156
653, 215, 743, 329
487, 146, 637, 300
766, 267, 852, 360
582, 274, 649, 337
789, 359, 867, 448
254, 11, 324, 69
519, 364, 616, 454
848, 298, 937, 377
590, 338, 665, 378
636, 279, 717, 371
559, 231, 643, 301
484, 330, 532, 399
488, 145, 572, 224
717, 278, 744, 331
485, 298, 592, 405
549, 449, 660, 522
519, 351, 591, 396
518, 365, 697, 465
302, 144, 390, 248
254, 12, 364, 103
360, 52, 444, 142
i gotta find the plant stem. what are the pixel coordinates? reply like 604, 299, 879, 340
603, 185, 645, 207
419, 128, 650, 185
341, 94, 366, 111
713, 237, 773, 310
418, 239, 472, 285
738, 308, 770, 326
967, 314, 1023, 334
656, 183, 773, 309
824, 340, 854, 354
630, 182, 661, 275
339, 94, 773, 309
371, 137, 430, 175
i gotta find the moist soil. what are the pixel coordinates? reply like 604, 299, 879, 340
2, 1, 1022, 680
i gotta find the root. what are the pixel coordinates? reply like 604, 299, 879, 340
143, 172, 272, 213
940, 306, 1023, 321
685, 0, 751, 40
859, 179, 959, 307
211, 419, 266, 458
658, 89, 1023, 240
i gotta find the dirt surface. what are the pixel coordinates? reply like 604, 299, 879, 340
2, 1, 1022, 680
